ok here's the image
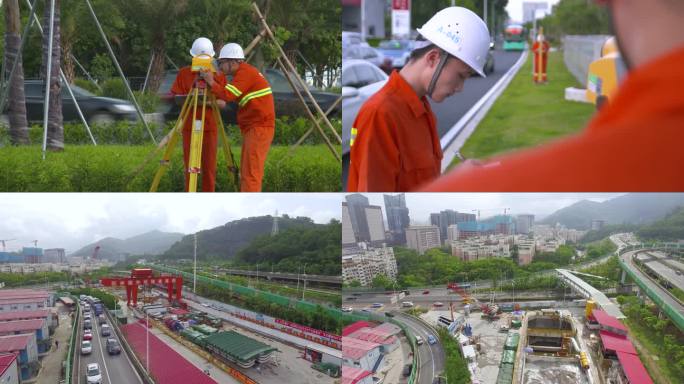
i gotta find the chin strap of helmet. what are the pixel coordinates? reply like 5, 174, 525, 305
427, 50, 450, 98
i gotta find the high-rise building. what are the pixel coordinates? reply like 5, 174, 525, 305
346, 194, 370, 241
405, 226, 441, 255
447, 225, 459, 244
364, 205, 387, 247
342, 246, 397, 287
344, 194, 387, 247
517, 239, 536, 265
516, 214, 535, 234
384, 194, 410, 244
342, 203, 357, 247
457, 215, 515, 239
591, 219, 605, 231
43, 248, 66, 264
429, 210, 475, 244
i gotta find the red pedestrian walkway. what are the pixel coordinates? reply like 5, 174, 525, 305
122, 320, 217, 384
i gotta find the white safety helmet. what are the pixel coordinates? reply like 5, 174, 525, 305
417, 7, 490, 77
189, 37, 215, 57
218, 43, 245, 60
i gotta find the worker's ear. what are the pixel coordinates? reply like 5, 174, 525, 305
424, 48, 443, 68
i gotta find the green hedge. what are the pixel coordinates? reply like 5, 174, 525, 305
0, 117, 342, 147
0, 144, 341, 192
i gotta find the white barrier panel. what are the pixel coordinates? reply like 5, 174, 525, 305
562, 35, 612, 86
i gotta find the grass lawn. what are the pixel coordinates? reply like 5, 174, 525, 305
0, 144, 340, 192
451, 49, 597, 167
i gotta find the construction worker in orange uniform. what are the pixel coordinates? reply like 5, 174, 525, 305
422, 0, 684, 191
347, 7, 491, 192
532, 27, 550, 83
200, 43, 275, 192
170, 37, 227, 192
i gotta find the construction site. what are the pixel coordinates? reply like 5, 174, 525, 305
90, 266, 342, 384
414, 271, 653, 384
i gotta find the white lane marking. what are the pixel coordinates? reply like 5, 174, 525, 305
402, 315, 436, 384
93, 317, 113, 384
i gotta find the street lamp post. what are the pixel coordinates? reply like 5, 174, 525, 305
146, 311, 149, 373
301, 264, 307, 301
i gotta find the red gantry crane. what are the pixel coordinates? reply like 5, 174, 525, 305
100, 268, 184, 307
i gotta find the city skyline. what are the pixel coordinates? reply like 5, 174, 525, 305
363, 193, 624, 226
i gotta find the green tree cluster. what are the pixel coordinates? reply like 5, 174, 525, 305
636, 207, 684, 241
580, 224, 640, 244
1, 0, 341, 90
437, 327, 470, 384
196, 281, 340, 334
394, 244, 583, 289
584, 239, 617, 260
535, 0, 611, 44
235, 219, 341, 276
0, 271, 70, 287
618, 295, 684, 380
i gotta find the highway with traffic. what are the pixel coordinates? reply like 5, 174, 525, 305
73, 300, 142, 384
393, 312, 445, 384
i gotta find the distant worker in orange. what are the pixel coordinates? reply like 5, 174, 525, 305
532, 27, 550, 83
200, 43, 275, 192
423, 0, 684, 191
170, 37, 227, 192
346, 7, 491, 192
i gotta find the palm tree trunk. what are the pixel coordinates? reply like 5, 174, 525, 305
3, 0, 29, 145
41, 0, 64, 151
146, 45, 166, 93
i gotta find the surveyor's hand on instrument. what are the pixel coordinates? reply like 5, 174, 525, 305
200, 69, 214, 86
216, 99, 226, 109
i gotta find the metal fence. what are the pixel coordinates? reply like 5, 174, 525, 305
63, 294, 79, 384
562, 35, 612, 86
150, 265, 342, 319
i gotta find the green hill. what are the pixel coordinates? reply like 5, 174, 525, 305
160, 215, 317, 261
636, 207, 684, 241
235, 220, 341, 276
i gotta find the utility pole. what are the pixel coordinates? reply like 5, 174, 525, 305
360, 0, 366, 41
193, 233, 197, 293
301, 264, 307, 301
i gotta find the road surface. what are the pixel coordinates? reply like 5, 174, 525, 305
73, 307, 142, 384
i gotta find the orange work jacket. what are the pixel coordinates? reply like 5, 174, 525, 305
422, 44, 684, 192
347, 71, 443, 192
209, 62, 275, 132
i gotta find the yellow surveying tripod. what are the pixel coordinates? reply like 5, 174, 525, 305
149, 66, 239, 192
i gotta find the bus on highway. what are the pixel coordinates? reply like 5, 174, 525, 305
503, 24, 526, 51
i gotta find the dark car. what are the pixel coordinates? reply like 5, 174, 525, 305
106, 338, 121, 355
158, 68, 340, 124
6, 80, 138, 126
402, 364, 412, 377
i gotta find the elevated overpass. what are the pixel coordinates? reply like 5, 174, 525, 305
555, 268, 625, 319
618, 244, 684, 333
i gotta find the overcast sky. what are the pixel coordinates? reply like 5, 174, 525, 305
0, 193, 341, 253
505, 0, 560, 23
357, 193, 625, 225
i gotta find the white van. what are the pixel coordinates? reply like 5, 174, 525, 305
415, 335, 424, 345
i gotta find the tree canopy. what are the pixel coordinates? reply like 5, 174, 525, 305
1, 0, 341, 90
